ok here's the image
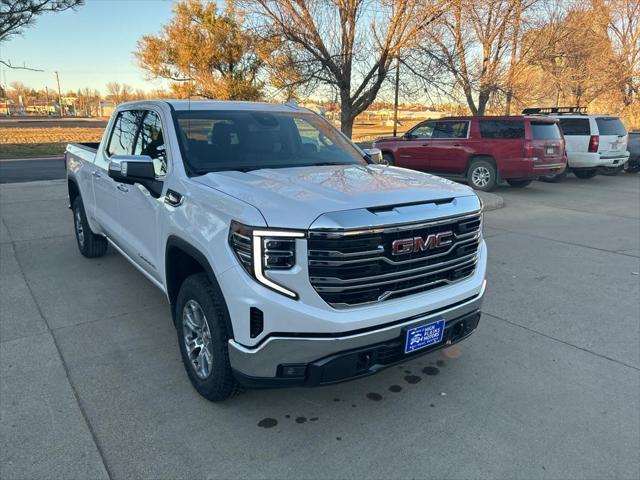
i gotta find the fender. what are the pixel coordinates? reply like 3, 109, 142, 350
165, 235, 235, 337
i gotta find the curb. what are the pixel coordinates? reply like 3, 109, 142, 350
476, 190, 504, 211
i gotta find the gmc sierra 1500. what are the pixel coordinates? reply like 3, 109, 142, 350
66, 100, 487, 401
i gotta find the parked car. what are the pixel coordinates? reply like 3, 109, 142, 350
65, 100, 487, 401
372, 115, 566, 191
524, 107, 630, 181
625, 130, 639, 173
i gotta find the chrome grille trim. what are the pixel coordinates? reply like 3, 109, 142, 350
308, 211, 482, 239
307, 211, 482, 307
311, 252, 479, 286
313, 256, 478, 293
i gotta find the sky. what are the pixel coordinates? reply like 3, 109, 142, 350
0, 0, 178, 94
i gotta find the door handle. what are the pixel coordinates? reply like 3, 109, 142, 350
453, 143, 462, 146
91, 171, 101, 179
421, 143, 429, 146
116, 184, 129, 192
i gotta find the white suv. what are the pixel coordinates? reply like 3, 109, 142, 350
524, 108, 630, 181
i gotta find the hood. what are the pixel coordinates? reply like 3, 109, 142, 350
373, 136, 401, 144
193, 164, 477, 229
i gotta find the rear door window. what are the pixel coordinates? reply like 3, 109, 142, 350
531, 122, 561, 140
432, 121, 469, 139
479, 120, 525, 139
106, 110, 144, 157
559, 118, 590, 136
596, 117, 626, 136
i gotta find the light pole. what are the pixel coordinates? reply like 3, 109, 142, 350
392, 56, 400, 137
55, 71, 63, 116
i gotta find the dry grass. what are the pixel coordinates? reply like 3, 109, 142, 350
0, 127, 104, 145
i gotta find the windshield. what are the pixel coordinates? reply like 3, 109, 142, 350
596, 117, 626, 136
172, 110, 367, 173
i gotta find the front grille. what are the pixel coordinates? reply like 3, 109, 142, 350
307, 212, 482, 308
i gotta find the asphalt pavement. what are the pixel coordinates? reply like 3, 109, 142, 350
0, 156, 66, 183
1, 174, 639, 479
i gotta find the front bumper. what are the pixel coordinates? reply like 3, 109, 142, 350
228, 280, 486, 385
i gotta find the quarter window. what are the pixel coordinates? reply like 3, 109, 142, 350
135, 111, 168, 177
558, 118, 590, 136
106, 110, 144, 156
479, 120, 525, 139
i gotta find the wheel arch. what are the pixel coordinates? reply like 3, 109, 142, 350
68, 177, 80, 208
165, 235, 234, 336
465, 154, 497, 174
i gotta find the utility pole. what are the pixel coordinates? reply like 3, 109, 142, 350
45, 86, 50, 115
55, 71, 63, 116
392, 56, 400, 137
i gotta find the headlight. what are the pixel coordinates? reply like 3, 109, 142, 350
229, 221, 304, 298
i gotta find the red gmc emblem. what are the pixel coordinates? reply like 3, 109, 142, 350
391, 231, 454, 256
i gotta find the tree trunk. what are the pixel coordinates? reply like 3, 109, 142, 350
340, 91, 355, 138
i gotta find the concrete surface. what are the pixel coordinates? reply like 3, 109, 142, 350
1, 175, 638, 479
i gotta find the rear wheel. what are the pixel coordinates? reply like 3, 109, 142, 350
176, 273, 240, 402
539, 168, 568, 183
467, 159, 497, 191
625, 164, 639, 173
599, 165, 624, 176
72, 197, 107, 258
506, 179, 532, 188
573, 169, 598, 179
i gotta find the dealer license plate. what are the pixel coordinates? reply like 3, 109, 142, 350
404, 319, 446, 354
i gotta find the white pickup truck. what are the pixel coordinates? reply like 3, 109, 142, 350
66, 100, 487, 401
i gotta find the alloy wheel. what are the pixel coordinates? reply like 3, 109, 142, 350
472, 166, 491, 187
182, 299, 213, 379
74, 208, 85, 248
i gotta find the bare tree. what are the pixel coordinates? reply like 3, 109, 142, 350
247, 0, 445, 137
0, 1, 82, 42
106, 82, 133, 105
408, 0, 536, 115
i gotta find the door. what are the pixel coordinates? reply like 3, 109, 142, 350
117, 110, 167, 282
528, 121, 564, 168
425, 120, 471, 175
93, 110, 144, 243
595, 117, 628, 160
394, 121, 435, 170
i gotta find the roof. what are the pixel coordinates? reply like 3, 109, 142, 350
439, 115, 556, 122
118, 99, 303, 113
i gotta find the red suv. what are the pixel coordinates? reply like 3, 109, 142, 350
372, 116, 567, 191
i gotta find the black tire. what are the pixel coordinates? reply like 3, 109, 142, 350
467, 158, 497, 191
382, 153, 395, 166
175, 273, 240, 402
506, 179, 532, 188
72, 196, 107, 258
599, 165, 624, 176
539, 168, 568, 183
624, 164, 639, 173
573, 169, 598, 179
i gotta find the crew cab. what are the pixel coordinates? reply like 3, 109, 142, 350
372, 115, 566, 191
66, 100, 487, 401
524, 107, 630, 180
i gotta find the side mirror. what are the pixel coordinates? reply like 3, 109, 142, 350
108, 155, 155, 185
363, 148, 386, 164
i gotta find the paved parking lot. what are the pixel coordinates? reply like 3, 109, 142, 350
1, 174, 639, 479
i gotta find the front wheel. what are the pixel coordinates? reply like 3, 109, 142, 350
467, 159, 497, 191
506, 179, 532, 188
176, 273, 240, 401
573, 169, 598, 179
